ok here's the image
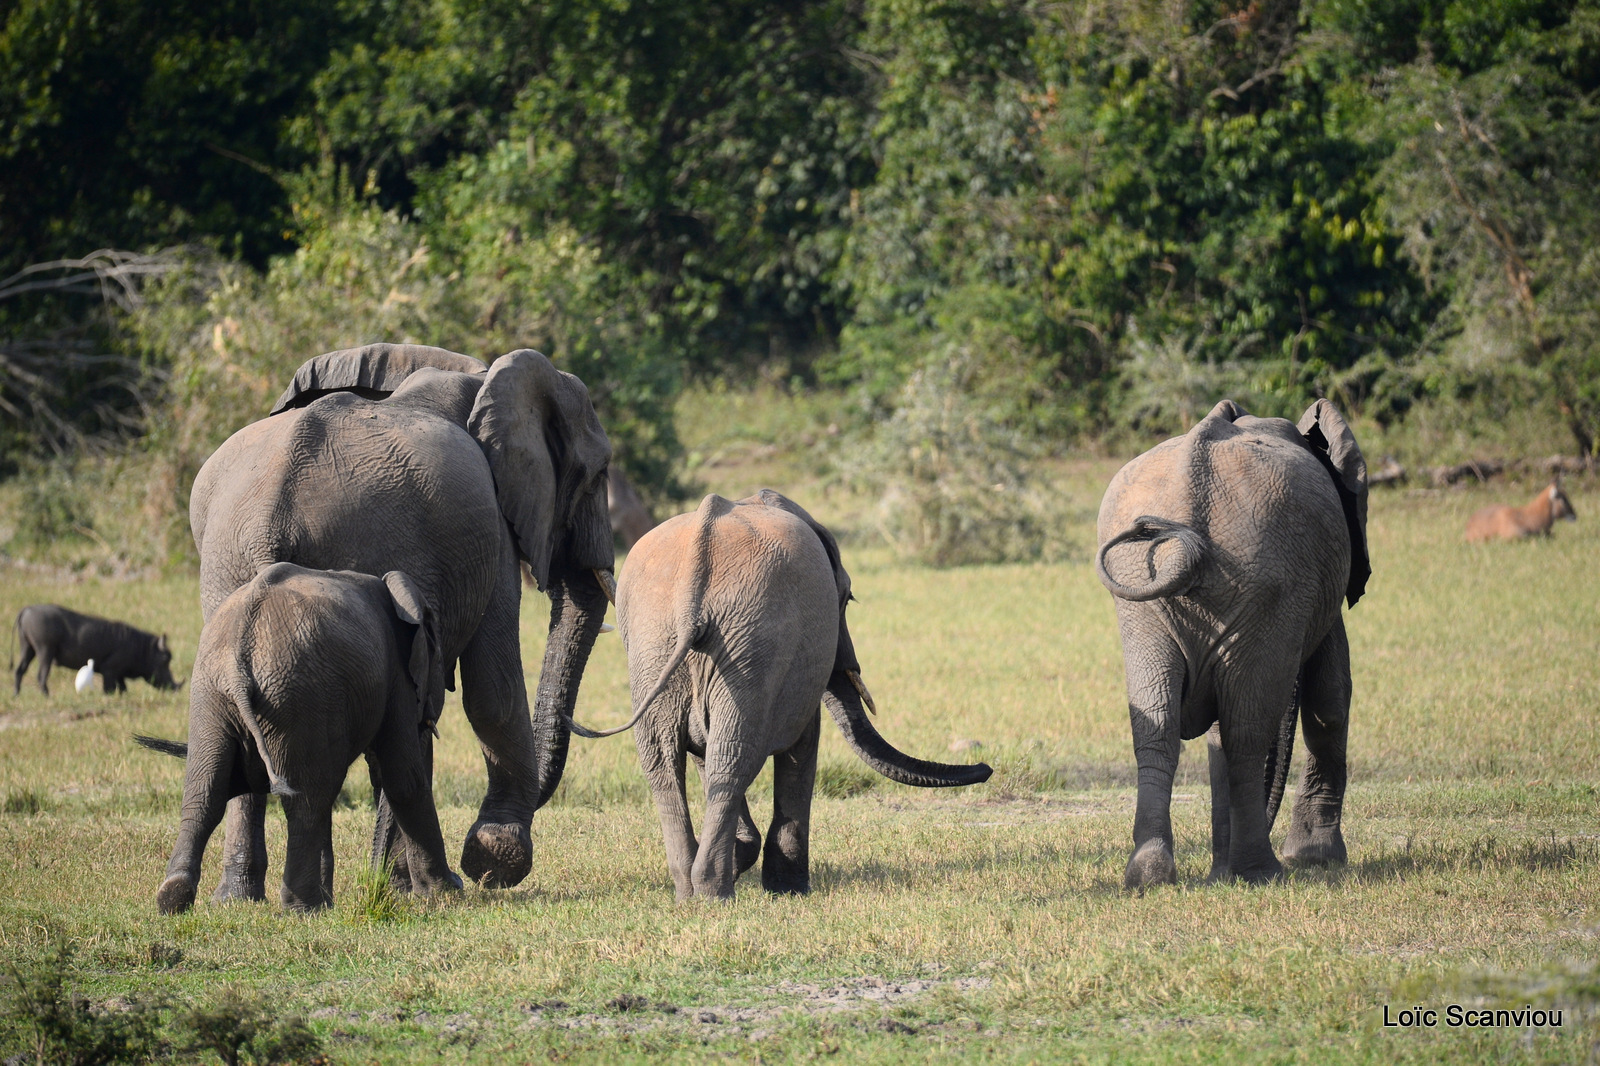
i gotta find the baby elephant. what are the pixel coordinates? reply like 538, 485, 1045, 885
13, 605, 180, 695
584, 490, 991, 901
147, 563, 461, 914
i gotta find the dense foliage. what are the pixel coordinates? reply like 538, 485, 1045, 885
2, 0, 1597, 552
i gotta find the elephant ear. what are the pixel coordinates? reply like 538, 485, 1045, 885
752, 489, 860, 674
270, 344, 488, 415
383, 571, 445, 731
1297, 399, 1371, 607
467, 350, 614, 590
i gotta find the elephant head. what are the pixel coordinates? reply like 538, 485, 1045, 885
1296, 399, 1370, 607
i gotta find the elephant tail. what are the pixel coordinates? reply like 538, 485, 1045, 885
225, 676, 296, 797
133, 734, 190, 758
566, 625, 700, 740
1096, 516, 1207, 602
823, 671, 993, 788
566, 495, 725, 740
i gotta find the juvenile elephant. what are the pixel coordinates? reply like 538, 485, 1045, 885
192, 344, 614, 897
1096, 399, 1369, 888
583, 490, 991, 901
12, 605, 180, 695
143, 563, 460, 914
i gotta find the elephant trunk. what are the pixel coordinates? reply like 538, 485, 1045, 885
1096, 517, 1206, 601
530, 564, 611, 809
822, 671, 992, 788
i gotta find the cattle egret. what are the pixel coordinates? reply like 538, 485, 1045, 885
75, 659, 96, 693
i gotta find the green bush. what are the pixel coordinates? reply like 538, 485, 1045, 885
852, 352, 1076, 567
175, 986, 321, 1066
0, 942, 161, 1066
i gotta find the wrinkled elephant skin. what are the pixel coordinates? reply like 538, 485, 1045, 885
1096, 399, 1369, 890
190, 344, 613, 896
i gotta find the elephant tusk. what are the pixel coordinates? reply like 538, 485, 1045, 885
593, 568, 618, 606
599, 622, 615, 634
847, 670, 877, 716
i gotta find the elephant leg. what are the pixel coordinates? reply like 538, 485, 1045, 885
693, 711, 767, 900
763, 708, 819, 895
456, 559, 538, 889
1219, 678, 1294, 885
14, 641, 34, 696
280, 792, 335, 912
691, 752, 760, 875
1205, 723, 1231, 882
1121, 629, 1185, 890
372, 726, 461, 894
1283, 621, 1350, 867
212, 794, 268, 903
639, 709, 697, 901
367, 753, 419, 894
157, 732, 235, 914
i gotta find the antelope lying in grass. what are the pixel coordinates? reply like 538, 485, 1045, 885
1466, 476, 1578, 542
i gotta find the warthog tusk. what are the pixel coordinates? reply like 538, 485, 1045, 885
847, 670, 877, 715
593, 568, 618, 606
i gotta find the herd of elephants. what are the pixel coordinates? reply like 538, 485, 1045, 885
8, 344, 1579, 911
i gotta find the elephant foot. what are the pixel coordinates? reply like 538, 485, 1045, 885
414, 869, 465, 895
760, 876, 810, 896
211, 873, 266, 904
280, 892, 333, 913
1232, 853, 1285, 885
1205, 859, 1230, 884
1283, 825, 1346, 867
157, 876, 197, 915
461, 821, 532, 888
1124, 839, 1178, 891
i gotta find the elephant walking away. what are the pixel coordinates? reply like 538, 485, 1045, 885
1096, 399, 1370, 889
584, 490, 991, 901
13, 605, 180, 695
192, 344, 614, 898
141, 563, 461, 913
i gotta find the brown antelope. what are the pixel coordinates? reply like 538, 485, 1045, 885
1465, 476, 1578, 542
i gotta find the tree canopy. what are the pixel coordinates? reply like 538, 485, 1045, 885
3, 0, 1597, 482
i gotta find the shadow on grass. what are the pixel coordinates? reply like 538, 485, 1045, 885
1270, 832, 1599, 889
810, 840, 1130, 897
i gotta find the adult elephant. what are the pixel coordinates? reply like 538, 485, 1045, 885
190, 343, 614, 894
1095, 399, 1369, 889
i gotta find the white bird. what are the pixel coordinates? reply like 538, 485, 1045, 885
75, 659, 95, 693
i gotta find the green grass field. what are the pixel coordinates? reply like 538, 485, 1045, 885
1, 453, 1596, 1063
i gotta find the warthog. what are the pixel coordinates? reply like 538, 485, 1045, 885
12, 605, 181, 695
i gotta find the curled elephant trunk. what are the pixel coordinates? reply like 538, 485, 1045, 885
1096, 516, 1207, 602
530, 566, 611, 809
822, 671, 992, 788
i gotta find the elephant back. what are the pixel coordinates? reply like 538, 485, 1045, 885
270, 344, 488, 414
